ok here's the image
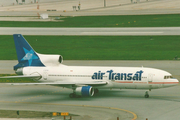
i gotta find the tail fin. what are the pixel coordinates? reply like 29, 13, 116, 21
13, 34, 44, 70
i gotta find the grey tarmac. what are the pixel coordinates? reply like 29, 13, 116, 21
1, 27, 180, 36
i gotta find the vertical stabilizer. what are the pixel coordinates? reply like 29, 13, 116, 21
13, 34, 44, 70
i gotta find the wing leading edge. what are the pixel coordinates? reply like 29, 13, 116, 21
1, 75, 107, 86
7, 81, 107, 86
0, 75, 41, 79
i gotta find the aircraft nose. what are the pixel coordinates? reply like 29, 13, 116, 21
175, 78, 179, 84
172, 78, 179, 85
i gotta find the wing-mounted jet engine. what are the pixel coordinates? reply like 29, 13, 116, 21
69, 86, 94, 98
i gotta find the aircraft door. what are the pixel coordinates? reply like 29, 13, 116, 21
148, 74, 153, 82
148, 74, 154, 89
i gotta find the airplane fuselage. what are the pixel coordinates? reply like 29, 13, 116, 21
21, 65, 179, 90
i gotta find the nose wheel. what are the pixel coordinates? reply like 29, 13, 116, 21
144, 91, 149, 98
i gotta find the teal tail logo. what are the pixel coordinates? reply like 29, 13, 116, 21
13, 34, 45, 70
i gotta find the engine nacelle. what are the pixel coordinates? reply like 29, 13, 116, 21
75, 86, 94, 97
37, 53, 63, 66
58, 55, 63, 63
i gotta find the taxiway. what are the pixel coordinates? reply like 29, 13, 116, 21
1, 27, 180, 36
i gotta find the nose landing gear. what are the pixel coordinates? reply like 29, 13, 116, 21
144, 91, 149, 98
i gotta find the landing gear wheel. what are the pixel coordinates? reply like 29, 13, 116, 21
144, 91, 149, 98
94, 88, 99, 94
145, 94, 149, 98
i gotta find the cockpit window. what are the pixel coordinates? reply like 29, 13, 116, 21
164, 75, 173, 79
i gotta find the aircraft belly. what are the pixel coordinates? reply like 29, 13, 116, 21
112, 81, 161, 89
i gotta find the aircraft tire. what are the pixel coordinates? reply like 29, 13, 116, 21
144, 91, 149, 98
145, 94, 149, 98
94, 88, 99, 94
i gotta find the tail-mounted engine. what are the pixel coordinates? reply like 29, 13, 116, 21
37, 53, 63, 66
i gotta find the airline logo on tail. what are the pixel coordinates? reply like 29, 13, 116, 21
13, 34, 45, 70
21, 47, 38, 66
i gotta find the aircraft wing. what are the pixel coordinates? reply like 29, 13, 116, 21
1, 75, 107, 86
7, 81, 107, 86
0, 75, 41, 79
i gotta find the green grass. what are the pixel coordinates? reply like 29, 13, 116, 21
0, 14, 180, 27
0, 74, 37, 83
0, 35, 180, 60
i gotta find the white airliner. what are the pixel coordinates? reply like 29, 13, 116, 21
1, 34, 179, 98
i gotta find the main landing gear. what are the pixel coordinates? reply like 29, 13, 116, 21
144, 91, 149, 98
94, 88, 99, 95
